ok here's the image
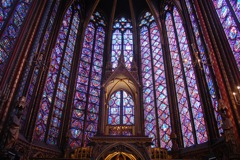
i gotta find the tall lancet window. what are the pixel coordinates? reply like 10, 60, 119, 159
0, 0, 33, 82
69, 12, 105, 149
111, 17, 133, 70
165, 6, 208, 147
34, 6, 80, 145
185, 0, 222, 133
140, 12, 171, 149
212, 0, 240, 69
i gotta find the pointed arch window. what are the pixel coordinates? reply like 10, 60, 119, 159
0, 0, 33, 82
185, 0, 222, 134
165, 6, 208, 147
140, 12, 172, 149
108, 90, 134, 135
34, 6, 80, 145
212, 0, 240, 69
69, 11, 105, 149
111, 17, 133, 70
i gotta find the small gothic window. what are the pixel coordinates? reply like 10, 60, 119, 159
108, 90, 134, 136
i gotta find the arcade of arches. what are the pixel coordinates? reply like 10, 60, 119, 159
0, 0, 240, 159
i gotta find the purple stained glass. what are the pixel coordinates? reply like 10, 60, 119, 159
166, 12, 195, 147
111, 17, 133, 70
185, 0, 222, 134
150, 22, 172, 149
0, 0, 32, 82
111, 30, 122, 70
0, 0, 15, 30
123, 30, 133, 69
123, 91, 134, 125
34, 7, 76, 143
108, 90, 134, 128
173, 8, 208, 144
108, 91, 121, 125
229, 0, 240, 22
212, 0, 240, 70
70, 12, 105, 148
141, 26, 158, 147
140, 12, 171, 149
46, 12, 80, 145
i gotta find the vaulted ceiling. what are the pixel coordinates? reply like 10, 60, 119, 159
83, 0, 159, 23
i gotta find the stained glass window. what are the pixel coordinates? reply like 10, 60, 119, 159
165, 7, 208, 147
34, 6, 80, 145
108, 90, 134, 136
140, 12, 171, 150
111, 17, 133, 70
185, 0, 222, 134
0, 0, 15, 30
69, 11, 105, 149
0, 0, 33, 82
108, 91, 121, 125
212, 0, 240, 70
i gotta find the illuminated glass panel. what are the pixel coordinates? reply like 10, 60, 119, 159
166, 12, 194, 147
173, 8, 207, 144
108, 90, 134, 126
47, 12, 80, 145
140, 26, 157, 146
108, 91, 121, 125
150, 22, 171, 149
70, 12, 105, 149
123, 91, 134, 125
185, 0, 222, 133
0, 0, 32, 81
111, 30, 122, 69
140, 12, 171, 149
212, 0, 240, 70
34, 7, 74, 142
166, 13, 194, 149
84, 26, 105, 146
111, 17, 133, 70
229, 0, 240, 22
123, 30, 133, 69
0, 0, 15, 30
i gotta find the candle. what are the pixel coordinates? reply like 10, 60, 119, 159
233, 92, 238, 103
237, 86, 240, 94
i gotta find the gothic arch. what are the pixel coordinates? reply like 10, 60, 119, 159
94, 142, 148, 160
